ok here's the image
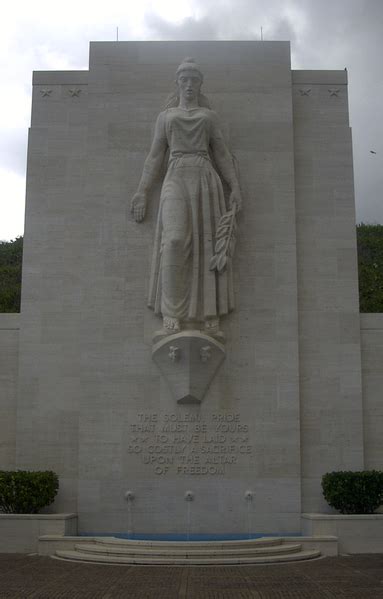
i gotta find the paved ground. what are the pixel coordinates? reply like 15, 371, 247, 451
0, 554, 383, 598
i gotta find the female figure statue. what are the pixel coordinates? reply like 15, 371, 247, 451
131, 58, 242, 335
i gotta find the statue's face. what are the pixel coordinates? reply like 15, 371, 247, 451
177, 70, 202, 102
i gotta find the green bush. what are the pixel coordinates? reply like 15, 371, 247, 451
0, 470, 59, 514
322, 470, 383, 514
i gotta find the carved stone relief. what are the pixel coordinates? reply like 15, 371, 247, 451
40, 88, 52, 97
152, 332, 225, 404
131, 58, 242, 402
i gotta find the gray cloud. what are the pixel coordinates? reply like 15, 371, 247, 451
144, 14, 219, 40
142, 0, 383, 222
0, 130, 28, 176
144, 1, 300, 43
2, 0, 383, 234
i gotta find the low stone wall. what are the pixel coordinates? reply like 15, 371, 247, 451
0, 514, 77, 553
302, 513, 383, 553
360, 314, 383, 471
0, 314, 19, 470
39, 535, 110, 555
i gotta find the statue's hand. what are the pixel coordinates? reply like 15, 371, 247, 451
229, 188, 242, 213
131, 192, 147, 222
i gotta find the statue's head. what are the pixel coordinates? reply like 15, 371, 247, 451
164, 58, 209, 109
175, 58, 203, 104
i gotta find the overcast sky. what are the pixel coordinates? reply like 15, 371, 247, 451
1, 0, 382, 240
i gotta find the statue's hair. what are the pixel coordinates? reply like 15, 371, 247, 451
163, 57, 210, 109
163, 91, 211, 110
175, 57, 203, 81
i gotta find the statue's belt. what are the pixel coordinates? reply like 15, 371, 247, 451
169, 151, 211, 163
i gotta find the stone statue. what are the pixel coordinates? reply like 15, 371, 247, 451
131, 58, 242, 336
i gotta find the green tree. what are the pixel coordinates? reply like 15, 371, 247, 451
0, 228, 382, 314
0, 236, 23, 312
357, 224, 383, 313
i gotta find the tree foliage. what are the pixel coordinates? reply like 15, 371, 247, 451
0, 228, 382, 313
357, 224, 383, 313
0, 236, 23, 312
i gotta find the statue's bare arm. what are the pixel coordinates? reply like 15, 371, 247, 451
131, 114, 168, 223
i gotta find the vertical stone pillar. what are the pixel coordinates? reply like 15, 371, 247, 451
293, 70, 364, 511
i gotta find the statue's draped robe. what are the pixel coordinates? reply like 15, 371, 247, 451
148, 107, 234, 322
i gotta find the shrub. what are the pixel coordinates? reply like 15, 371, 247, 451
0, 470, 59, 514
322, 470, 383, 514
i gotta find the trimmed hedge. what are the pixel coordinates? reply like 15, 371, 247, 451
322, 470, 383, 514
0, 471, 59, 514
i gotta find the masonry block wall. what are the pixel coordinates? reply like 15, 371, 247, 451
0, 42, 379, 533
0, 315, 19, 470
292, 69, 364, 511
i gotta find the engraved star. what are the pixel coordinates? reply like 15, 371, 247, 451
299, 88, 311, 96
40, 89, 52, 97
328, 88, 340, 97
69, 88, 81, 97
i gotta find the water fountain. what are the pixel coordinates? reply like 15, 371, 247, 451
245, 490, 254, 539
124, 490, 134, 539
184, 490, 194, 541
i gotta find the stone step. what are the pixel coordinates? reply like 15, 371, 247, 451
75, 541, 302, 557
55, 548, 321, 565
93, 536, 283, 549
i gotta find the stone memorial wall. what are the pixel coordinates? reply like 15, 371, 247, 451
1, 41, 381, 537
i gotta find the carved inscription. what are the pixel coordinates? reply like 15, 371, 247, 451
128, 413, 252, 476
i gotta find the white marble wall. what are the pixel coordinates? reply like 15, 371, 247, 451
0, 314, 19, 470
15, 71, 89, 511
15, 41, 302, 534
8, 42, 379, 535
293, 70, 365, 511
361, 314, 383, 470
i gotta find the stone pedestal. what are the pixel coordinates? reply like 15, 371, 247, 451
152, 331, 226, 404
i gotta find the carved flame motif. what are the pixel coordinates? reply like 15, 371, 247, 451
168, 346, 181, 362
152, 332, 226, 403
200, 346, 212, 363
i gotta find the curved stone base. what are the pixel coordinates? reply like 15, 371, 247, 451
152, 331, 225, 404
54, 537, 321, 565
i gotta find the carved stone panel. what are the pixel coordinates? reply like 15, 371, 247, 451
152, 331, 225, 404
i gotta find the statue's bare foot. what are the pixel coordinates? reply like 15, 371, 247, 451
163, 316, 180, 333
